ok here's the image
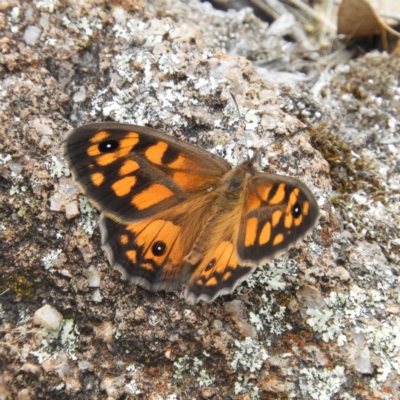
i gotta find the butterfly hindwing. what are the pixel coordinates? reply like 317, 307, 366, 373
237, 174, 319, 264
100, 215, 188, 289
186, 240, 254, 304
64, 123, 231, 222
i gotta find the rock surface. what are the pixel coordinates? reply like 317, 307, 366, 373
0, 0, 399, 399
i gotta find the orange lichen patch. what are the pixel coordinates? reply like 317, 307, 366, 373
245, 193, 261, 213
126, 250, 137, 263
120, 234, 129, 245
259, 221, 271, 245
245, 217, 258, 247
90, 131, 110, 142
131, 184, 174, 210
91, 172, 105, 186
173, 172, 205, 190
119, 159, 140, 176
273, 233, 284, 245
272, 210, 282, 227
145, 141, 168, 165
257, 184, 272, 201
269, 183, 286, 204
111, 176, 136, 197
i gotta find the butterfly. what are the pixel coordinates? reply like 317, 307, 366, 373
64, 122, 319, 304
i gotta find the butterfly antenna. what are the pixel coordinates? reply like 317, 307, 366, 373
230, 92, 251, 161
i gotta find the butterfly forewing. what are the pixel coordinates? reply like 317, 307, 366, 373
237, 174, 319, 264
64, 123, 231, 222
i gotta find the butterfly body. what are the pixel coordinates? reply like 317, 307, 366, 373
64, 123, 319, 303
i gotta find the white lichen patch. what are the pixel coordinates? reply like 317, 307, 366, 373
197, 369, 215, 387
246, 259, 298, 292
30, 319, 80, 363
9, 173, 27, 196
59, 319, 79, 361
306, 307, 344, 344
78, 197, 97, 235
61, 15, 102, 39
173, 354, 215, 387
249, 294, 292, 334
231, 337, 268, 372
365, 319, 400, 384
300, 365, 346, 400
125, 379, 141, 395
234, 374, 260, 398
45, 156, 70, 179
42, 249, 62, 272
9, 7, 20, 33
307, 289, 400, 387
173, 355, 202, 379
36, 0, 58, 13
0, 154, 12, 165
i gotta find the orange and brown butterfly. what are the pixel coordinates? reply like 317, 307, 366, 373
63, 122, 319, 304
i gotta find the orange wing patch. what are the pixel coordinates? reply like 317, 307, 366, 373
244, 193, 261, 213
119, 159, 140, 176
245, 217, 258, 247
259, 221, 271, 245
91, 172, 105, 187
131, 184, 175, 210
172, 172, 208, 191
269, 183, 286, 204
90, 131, 110, 142
112, 176, 137, 197
145, 141, 168, 165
